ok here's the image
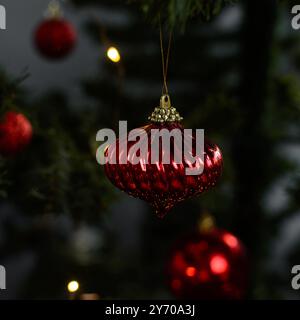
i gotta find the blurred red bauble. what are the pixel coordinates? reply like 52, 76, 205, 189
0, 112, 33, 156
167, 228, 248, 299
104, 95, 223, 218
34, 18, 77, 60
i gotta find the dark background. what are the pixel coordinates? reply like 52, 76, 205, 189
0, 0, 300, 299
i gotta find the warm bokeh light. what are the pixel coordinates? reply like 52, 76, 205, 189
209, 254, 229, 275
67, 280, 79, 293
80, 293, 100, 300
198, 213, 215, 232
185, 266, 197, 277
107, 46, 121, 63
223, 233, 239, 249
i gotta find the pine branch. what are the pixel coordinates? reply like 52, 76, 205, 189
132, 0, 238, 29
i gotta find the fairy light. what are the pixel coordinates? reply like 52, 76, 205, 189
67, 280, 79, 293
107, 47, 121, 63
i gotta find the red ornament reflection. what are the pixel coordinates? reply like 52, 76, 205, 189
209, 254, 229, 275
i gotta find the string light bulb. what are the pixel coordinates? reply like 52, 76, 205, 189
107, 46, 121, 63
198, 212, 215, 233
67, 280, 79, 293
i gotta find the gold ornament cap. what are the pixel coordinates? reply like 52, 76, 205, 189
46, 0, 63, 19
148, 94, 183, 123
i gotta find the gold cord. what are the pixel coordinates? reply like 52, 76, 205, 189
159, 16, 173, 95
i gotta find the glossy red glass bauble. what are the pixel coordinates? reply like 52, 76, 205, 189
34, 18, 77, 59
167, 229, 248, 299
104, 122, 223, 217
0, 111, 33, 156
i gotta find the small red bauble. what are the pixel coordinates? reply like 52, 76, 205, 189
34, 18, 77, 60
104, 95, 223, 217
167, 228, 248, 299
0, 112, 33, 156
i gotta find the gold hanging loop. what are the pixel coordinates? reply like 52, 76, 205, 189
159, 16, 173, 95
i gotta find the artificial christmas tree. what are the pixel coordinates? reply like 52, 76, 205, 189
0, 0, 299, 300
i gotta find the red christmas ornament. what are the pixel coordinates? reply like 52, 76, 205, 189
167, 228, 248, 299
104, 95, 223, 218
34, 16, 77, 60
0, 111, 33, 156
